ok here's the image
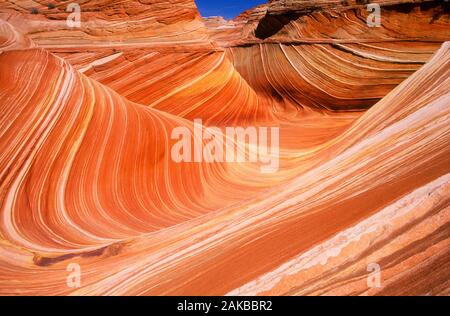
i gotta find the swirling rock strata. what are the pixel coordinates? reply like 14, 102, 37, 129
0, 0, 213, 49
0, 0, 449, 296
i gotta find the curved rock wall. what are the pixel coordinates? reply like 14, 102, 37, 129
0, 0, 449, 295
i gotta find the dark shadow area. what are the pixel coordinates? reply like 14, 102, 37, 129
255, 12, 302, 40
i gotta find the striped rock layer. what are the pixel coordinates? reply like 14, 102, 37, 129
0, 0, 449, 295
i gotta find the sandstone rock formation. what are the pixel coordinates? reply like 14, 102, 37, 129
0, 0, 449, 295
0, 0, 213, 49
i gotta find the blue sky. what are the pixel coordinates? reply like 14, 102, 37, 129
194, 0, 266, 19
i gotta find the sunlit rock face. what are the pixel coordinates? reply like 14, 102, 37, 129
207, 0, 449, 110
0, 0, 449, 296
0, 0, 212, 48
205, 0, 449, 45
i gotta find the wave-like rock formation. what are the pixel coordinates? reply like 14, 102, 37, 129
0, 0, 449, 295
0, 0, 212, 48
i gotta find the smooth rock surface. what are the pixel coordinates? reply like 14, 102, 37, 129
0, 0, 449, 296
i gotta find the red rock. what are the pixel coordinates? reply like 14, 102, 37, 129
0, 0, 449, 296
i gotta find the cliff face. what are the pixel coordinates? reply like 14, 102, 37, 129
0, 0, 449, 296
206, 0, 450, 111
0, 0, 211, 48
